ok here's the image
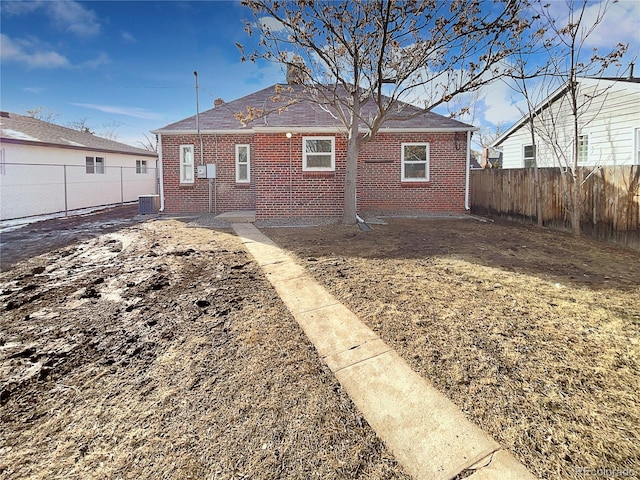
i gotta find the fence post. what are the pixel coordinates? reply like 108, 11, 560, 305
63, 165, 68, 217
120, 166, 124, 205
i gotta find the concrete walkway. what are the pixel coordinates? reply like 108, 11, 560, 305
232, 222, 537, 480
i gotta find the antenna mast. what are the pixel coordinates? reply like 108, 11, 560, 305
194, 71, 204, 165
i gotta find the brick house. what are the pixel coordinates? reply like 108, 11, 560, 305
152, 84, 475, 220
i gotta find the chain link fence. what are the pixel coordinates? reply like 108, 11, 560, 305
0, 162, 158, 220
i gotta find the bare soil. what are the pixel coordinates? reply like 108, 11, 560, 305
0, 212, 408, 479
266, 217, 640, 480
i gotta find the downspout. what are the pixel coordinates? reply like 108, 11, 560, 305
465, 130, 471, 211
158, 133, 165, 212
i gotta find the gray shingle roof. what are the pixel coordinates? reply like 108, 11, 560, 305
0, 112, 156, 157
155, 83, 473, 133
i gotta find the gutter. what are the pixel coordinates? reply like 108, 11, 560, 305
157, 133, 165, 212
465, 130, 471, 211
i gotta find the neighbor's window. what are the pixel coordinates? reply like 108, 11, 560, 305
401, 143, 430, 181
86, 156, 105, 174
577, 135, 589, 164
236, 144, 250, 183
136, 160, 148, 174
523, 144, 536, 168
635, 128, 640, 164
180, 145, 194, 183
303, 136, 335, 171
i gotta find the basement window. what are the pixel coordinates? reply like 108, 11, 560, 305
303, 136, 335, 171
236, 144, 250, 183
401, 143, 429, 181
180, 145, 194, 183
86, 156, 105, 174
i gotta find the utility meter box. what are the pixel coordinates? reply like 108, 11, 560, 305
196, 164, 217, 179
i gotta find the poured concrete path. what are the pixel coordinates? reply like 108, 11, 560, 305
232, 222, 536, 480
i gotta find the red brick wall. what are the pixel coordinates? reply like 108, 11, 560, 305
253, 132, 347, 220
160, 131, 468, 217
160, 133, 255, 214
358, 132, 467, 214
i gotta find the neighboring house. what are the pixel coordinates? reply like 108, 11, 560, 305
153, 83, 476, 220
470, 152, 483, 170
481, 147, 503, 169
0, 112, 158, 220
492, 76, 640, 169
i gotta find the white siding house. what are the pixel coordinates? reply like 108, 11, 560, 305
492, 77, 640, 169
0, 112, 158, 220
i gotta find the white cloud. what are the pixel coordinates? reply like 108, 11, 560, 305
80, 52, 110, 69
540, 0, 639, 50
121, 32, 136, 43
480, 80, 527, 127
71, 103, 165, 121
22, 87, 45, 94
49, 1, 101, 37
258, 16, 287, 32
2, 0, 101, 38
0, 34, 70, 69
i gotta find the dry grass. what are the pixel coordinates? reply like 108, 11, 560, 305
267, 218, 640, 480
1, 220, 408, 479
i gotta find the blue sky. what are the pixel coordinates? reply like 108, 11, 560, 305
1, 0, 638, 149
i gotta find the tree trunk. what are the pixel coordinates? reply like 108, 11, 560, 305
342, 133, 359, 225
342, 95, 361, 225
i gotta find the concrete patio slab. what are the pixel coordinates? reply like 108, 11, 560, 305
231, 222, 537, 480
215, 210, 256, 223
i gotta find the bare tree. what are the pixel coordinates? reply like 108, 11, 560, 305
531, 0, 628, 235
504, 21, 555, 227
239, 0, 530, 224
25, 106, 60, 123
66, 118, 121, 141
138, 132, 158, 152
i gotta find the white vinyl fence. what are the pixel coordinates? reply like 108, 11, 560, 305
0, 163, 158, 220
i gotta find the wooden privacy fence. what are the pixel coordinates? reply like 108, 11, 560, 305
470, 166, 640, 249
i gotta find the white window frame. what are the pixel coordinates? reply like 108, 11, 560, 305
180, 144, 194, 184
523, 144, 536, 168
302, 136, 335, 172
86, 156, 105, 174
634, 127, 640, 165
235, 144, 250, 183
577, 134, 589, 165
136, 160, 148, 174
401, 142, 430, 182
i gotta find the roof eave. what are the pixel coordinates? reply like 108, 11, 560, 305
0, 137, 158, 157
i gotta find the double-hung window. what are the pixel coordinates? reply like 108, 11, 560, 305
136, 160, 148, 174
577, 135, 589, 164
523, 145, 536, 168
303, 137, 335, 171
401, 143, 430, 181
86, 156, 105, 174
180, 145, 194, 183
236, 144, 250, 183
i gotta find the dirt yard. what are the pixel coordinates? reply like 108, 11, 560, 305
0, 213, 408, 479
266, 218, 640, 480
2, 210, 638, 480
